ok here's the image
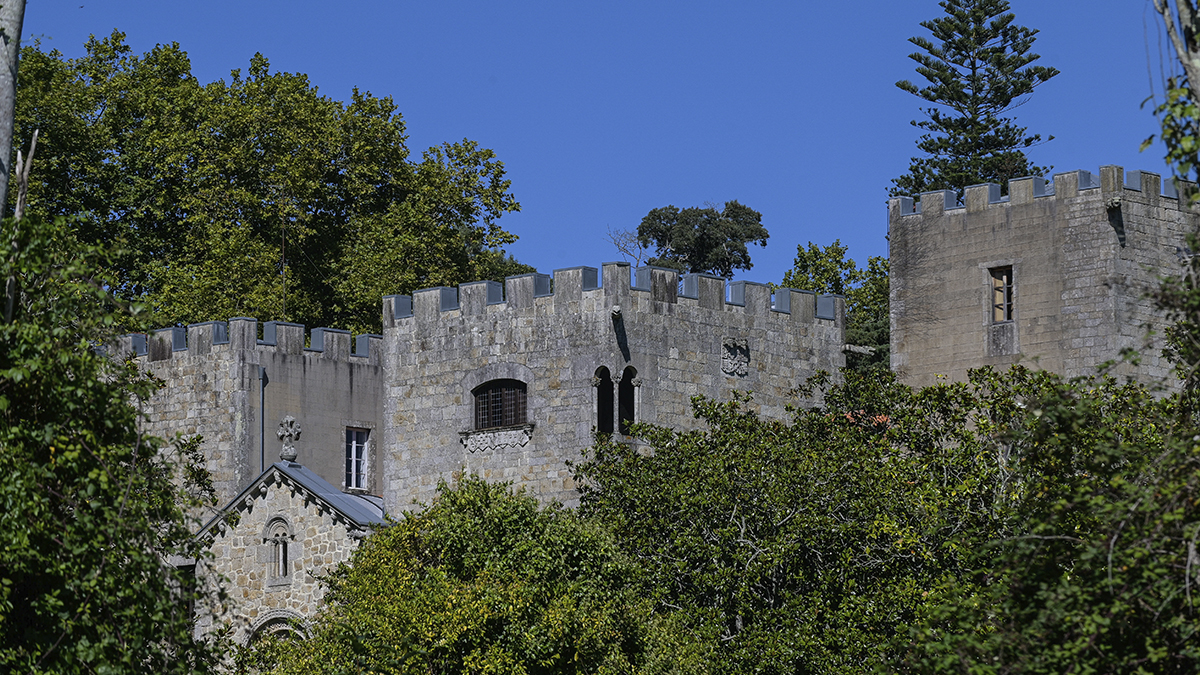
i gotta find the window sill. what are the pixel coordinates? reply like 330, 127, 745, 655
459, 423, 535, 453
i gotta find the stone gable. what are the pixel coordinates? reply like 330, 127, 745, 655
196, 461, 384, 644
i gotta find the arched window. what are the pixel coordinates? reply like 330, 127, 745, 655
619, 367, 637, 435
473, 379, 527, 429
266, 518, 291, 579
594, 367, 614, 434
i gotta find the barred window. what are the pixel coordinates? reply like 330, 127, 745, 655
990, 266, 1013, 323
473, 379, 527, 429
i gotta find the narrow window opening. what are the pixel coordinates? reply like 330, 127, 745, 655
267, 519, 291, 580
595, 367, 614, 434
473, 379, 527, 430
276, 539, 288, 578
618, 367, 637, 435
990, 266, 1013, 323
345, 428, 368, 490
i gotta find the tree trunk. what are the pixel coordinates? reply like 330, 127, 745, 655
1154, 0, 1200, 92
0, 0, 25, 214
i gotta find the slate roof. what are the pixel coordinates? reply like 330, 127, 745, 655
200, 461, 387, 536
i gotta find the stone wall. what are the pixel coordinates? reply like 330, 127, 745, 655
120, 319, 385, 507
196, 467, 368, 644
380, 262, 845, 512
889, 166, 1197, 389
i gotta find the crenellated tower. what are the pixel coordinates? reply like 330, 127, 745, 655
378, 262, 845, 511
888, 166, 1199, 389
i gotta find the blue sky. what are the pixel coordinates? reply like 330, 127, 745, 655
27, 0, 1173, 286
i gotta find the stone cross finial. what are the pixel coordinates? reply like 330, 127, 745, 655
276, 415, 302, 462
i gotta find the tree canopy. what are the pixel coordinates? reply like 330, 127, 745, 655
891, 0, 1058, 197
0, 215, 223, 674
636, 200, 768, 278
782, 240, 889, 372
245, 476, 656, 674
15, 32, 531, 334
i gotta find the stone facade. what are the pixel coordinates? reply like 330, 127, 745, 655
381, 263, 845, 511
122, 320, 384, 508
889, 166, 1199, 390
196, 459, 385, 644
123, 263, 846, 641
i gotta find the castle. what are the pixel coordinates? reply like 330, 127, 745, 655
130, 164, 1198, 643
124, 262, 847, 642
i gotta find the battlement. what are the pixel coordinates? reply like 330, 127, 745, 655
888, 166, 1200, 221
117, 319, 385, 366
382, 261, 843, 328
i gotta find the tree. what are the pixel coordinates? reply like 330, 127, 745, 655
0, 0, 25, 210
781, 240, 889, 372
899, 369, 1195, 673
891, 0, 1058, 197
0, 214, 224, 674
636, 200, 768, 278
14, 32, 529, 334
250, 476, 655, 674
576, 362, 1181, 673
1148, 2, 1200, 189
574, 369, 991, 673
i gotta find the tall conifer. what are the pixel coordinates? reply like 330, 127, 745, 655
891, 0, 1058, 197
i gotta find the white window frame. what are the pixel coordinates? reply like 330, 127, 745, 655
345, 428, 369, 490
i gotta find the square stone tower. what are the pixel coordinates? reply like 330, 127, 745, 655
889, 166, 1198, 390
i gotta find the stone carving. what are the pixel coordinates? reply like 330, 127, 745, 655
722, 338, 749, 377
277, 416, 302, 462
459, 423, 535, 453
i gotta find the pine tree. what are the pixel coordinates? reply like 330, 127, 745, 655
891, 0, 1058, 197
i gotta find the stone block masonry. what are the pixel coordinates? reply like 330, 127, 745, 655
117, 319, 385, 508
889, 166, 1198, 390
380, 262, 844, 512
118, 264, 845, 514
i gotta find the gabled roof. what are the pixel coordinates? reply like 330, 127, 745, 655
200, 461, 387, 537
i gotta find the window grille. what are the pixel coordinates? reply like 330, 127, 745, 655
473, 379, 527, 429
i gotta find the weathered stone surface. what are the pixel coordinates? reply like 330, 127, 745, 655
125, 320, 384, 507
122, 262, 847, 638
195, 464, 381, 644
889, 167, 1196, 390
380, 262, 844, 512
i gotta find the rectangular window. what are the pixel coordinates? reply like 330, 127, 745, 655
345, 428, 368, 490
473, 380, 527, 429
990, 266, 1013, 323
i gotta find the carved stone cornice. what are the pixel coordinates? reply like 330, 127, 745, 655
459, 423, 536, 453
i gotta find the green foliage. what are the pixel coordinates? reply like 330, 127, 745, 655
781, 240, 889, 372
636, 200, 768, 278
1145, 80, 1200, 202
575, 369, 987, 673
254, 476, 653, 675
576, 366, 1182, 673
0, 215, 223, 673
15, 32, 525, 334
900, 375, 1195, 673
892, 0, 1058, 197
